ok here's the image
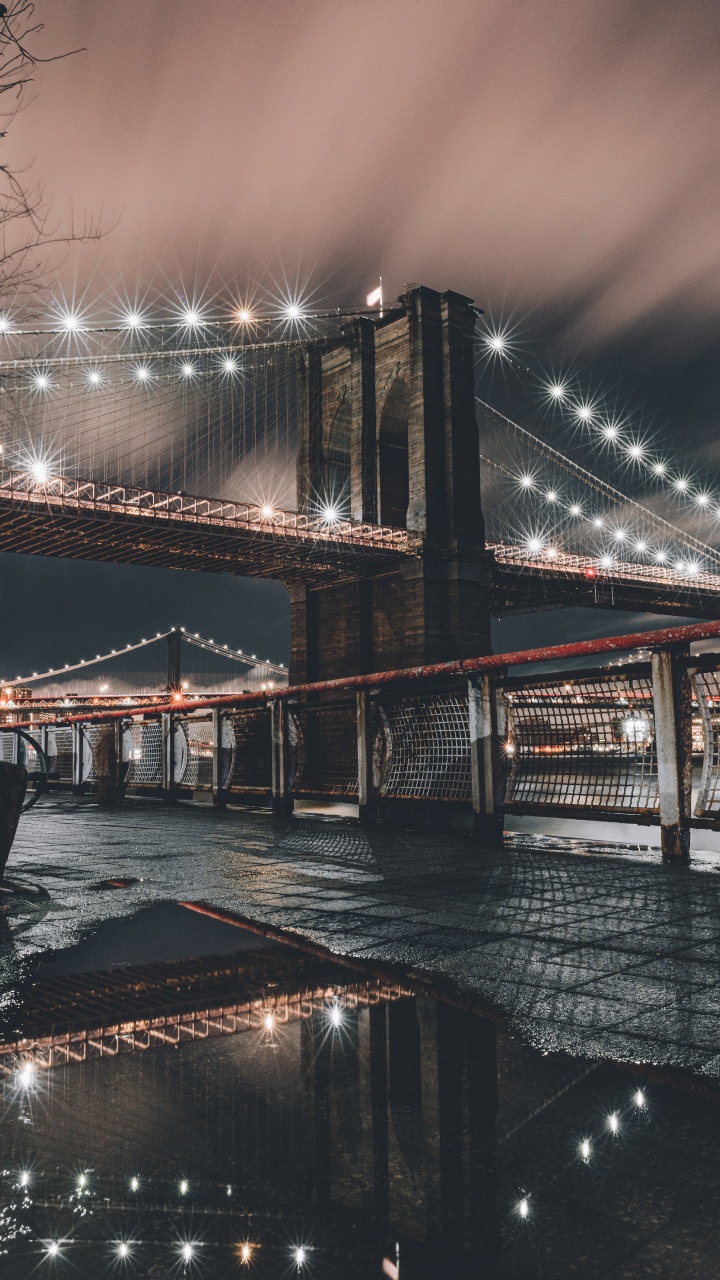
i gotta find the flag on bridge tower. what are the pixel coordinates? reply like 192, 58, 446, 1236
366, 278, 383, 315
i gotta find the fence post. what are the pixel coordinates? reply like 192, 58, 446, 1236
72, 722, 85, 795
651, 645, 692, 863
212, 708, 227, 809
271, 699, 292, 817
357, 689, 378, 823
161, 711, 175, 803
469, 672, 506, 846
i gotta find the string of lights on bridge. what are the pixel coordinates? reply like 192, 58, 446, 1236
0, 287, 716, 582
1, 628, 285, 692
479, 324, 720, 575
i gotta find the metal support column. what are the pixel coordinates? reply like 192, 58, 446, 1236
212, 708, 226, 809
72, 722, 85, 795
652, 646, 692, 863
161, 711, 175, 803
270, 699, 292, 817
357, 689, 378, 823
469, 672, 506, 846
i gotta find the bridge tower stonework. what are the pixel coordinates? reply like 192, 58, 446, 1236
289, 285, 494, 683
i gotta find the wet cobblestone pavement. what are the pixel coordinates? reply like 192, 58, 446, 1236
4, 797, 720, 1077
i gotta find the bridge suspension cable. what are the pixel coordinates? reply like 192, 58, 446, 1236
477, 398, 720, 571
2, 628, 286, 689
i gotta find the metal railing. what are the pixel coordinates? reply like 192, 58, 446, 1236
0, 466, 410, 552
5, 619, 720, 861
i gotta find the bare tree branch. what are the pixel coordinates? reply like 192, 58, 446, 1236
0, 2, 102, 300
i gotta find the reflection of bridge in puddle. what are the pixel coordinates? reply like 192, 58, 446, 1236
2, 916, 720, 1279
0, 948, 413, 1072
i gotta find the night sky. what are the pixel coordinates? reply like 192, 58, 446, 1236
3, 0, 720, 677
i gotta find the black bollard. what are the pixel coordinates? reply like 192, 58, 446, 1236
94, 723, 124, 808
0, 762, 28, 880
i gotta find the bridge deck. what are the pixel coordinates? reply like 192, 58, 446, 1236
2, 467, 719, 613
0, 468, 409, 584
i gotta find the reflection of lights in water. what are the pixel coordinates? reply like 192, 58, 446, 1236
77, 1172, 87, 1190
580, 1139, 591, 1161
517, 1197, 529, 1219
608, 1113, 620, 1134
263, 1011, 275, 1032
181, 1242, 194, 1262
19, 1171, 30, 1187
46, 1241, 60, 1257
634, 1089, 646, 1109
329, 1003, 343, 1028
117, 1242, 130, 1258
294, 1245, 307, 1266
17, 1061, 35, 1089
239, 1242, 252, 1263
179, 1179, 189, 1195
129, 1176, 139, 1191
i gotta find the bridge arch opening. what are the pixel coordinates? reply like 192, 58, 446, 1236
379, 377, 410, 528
325, 395, 351, 509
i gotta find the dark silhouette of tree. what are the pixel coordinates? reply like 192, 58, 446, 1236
0, 1, 101, 296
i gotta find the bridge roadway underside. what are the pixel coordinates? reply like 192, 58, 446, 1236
492, 561, 720, 619
1, 495, 718, 617
0, 495, 406, 586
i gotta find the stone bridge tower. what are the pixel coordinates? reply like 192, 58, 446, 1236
289, 285, 493, 683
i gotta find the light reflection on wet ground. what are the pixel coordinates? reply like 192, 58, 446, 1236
1, 912, 720, 1278
3, 798, 720, 1076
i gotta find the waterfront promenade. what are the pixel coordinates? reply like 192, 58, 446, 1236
3, 797, 720, 1078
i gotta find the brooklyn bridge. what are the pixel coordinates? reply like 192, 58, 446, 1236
1, 283, 719, 694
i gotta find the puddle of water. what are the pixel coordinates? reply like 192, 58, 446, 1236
0, 908, 719, 1278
